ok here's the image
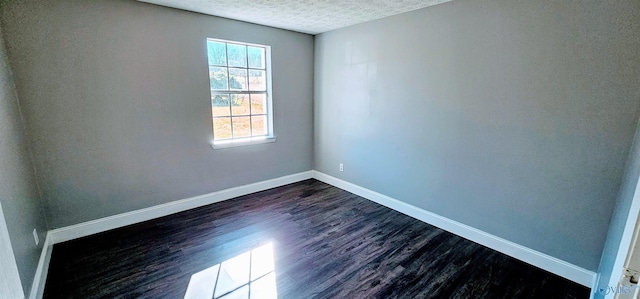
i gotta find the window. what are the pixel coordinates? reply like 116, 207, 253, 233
207, 38, 275, 148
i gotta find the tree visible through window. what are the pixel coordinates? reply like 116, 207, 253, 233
207, 39, 273, 144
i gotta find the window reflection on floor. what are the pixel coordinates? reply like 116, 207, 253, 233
184, 242, 277, 299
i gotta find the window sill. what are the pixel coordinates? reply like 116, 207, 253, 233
211, 136, 276, 149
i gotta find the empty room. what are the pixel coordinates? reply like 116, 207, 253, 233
0, 0, 639, 298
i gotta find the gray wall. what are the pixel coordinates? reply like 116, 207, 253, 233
1, 0, 639, 285
0, 0, 314, 229
0, 24, 48, 295
596, 121, 640, 297
314, 0, 640, 271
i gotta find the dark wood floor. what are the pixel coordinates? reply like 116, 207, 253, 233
44, 179, 589, 298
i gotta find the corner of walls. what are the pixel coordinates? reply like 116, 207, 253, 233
311, 170, 597, 288
312, 0, 640, 274
1, 0, 315, 229
0, 11, 50, 235
595, 115, 640, 298
0, 16, 50, 297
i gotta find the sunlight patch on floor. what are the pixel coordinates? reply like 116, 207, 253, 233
184, 242, 277, 299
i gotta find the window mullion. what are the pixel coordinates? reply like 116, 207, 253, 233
224, 43, 234, 139
245, 45, 253, 136
208, 38, 271, 145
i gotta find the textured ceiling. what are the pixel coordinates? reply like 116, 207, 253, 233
137, 0, 452, 34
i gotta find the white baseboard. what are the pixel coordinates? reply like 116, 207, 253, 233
49, 171, 313, 244
36, 169, 596, 296
29, 232, 52, 299
32, 171, 312, 298
311, 170, 596, 288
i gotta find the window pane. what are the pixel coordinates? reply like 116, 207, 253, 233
208, 39, 271, 143
248, 70, 266, 91
212, 95, 230, 117
207, 41, 227, 66
209, 66, 228, 90
232, 117, 251, 138
251, 115, 267, 136
214, 252, 250, 297
227, 43, 247, 67
231, 94, 250, 116
250, 94, 267, 114
229, 68, 248, 91
247, 46, 265, 69
213, 118, 232, 140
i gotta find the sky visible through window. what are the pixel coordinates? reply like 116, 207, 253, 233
184, 242, 277, 299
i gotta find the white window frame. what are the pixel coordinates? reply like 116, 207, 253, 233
207, 38, 275, 149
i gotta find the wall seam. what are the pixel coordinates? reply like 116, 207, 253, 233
0, 24, 50, 230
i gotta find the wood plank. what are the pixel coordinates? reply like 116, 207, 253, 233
43, 179, 589, 298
